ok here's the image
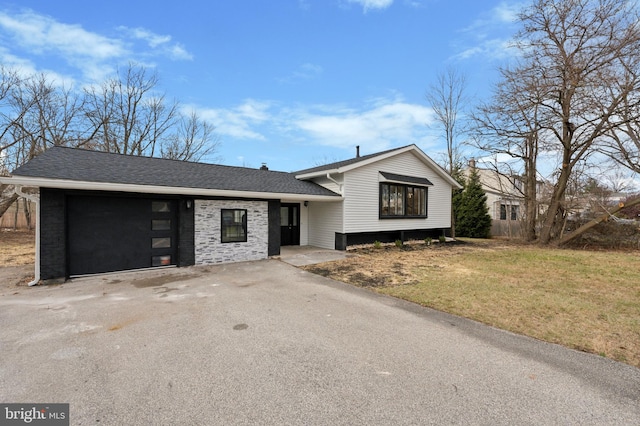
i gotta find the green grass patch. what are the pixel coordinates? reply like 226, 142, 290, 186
305, 241, 640, 367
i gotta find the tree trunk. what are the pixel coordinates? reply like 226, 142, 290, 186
539, 142, 572, 244
0, 186, 19, 219
556, 198, 640, 246
523, 146, 538, 242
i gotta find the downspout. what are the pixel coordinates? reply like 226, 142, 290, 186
326, 173, 343, 195
13, 186, 40, 286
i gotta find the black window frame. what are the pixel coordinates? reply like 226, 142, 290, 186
221, 209, 248, 243
379, 183, 428, 219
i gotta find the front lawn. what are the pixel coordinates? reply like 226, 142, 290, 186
303, 239, 640, 368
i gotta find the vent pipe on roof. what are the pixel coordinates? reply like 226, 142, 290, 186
260, 163, 269, 170
356, 145, 360, 158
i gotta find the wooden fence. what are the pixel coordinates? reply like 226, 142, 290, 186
0, 198, 36, 230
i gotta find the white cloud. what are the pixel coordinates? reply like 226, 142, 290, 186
290, 99, 435, 151
347, 0, 394, 12
195, 99, 273, 141
191, 97, 437, 153
0, 46, 77, 86
452, 2, 522, 62
124, 27, 171, 47
0, 11, 126, 60
0, 10, 192, 84
453, 38, 516, 61
278, 62, 323, 84
117, 26, 194, 60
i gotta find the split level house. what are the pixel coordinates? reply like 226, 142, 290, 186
0, 144, 461, 283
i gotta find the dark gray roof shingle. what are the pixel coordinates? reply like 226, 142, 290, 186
12, 147, 340, 197
379, 171, 433, 186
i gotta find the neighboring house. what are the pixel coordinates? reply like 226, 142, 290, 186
0, 144, 460, 282
465, 160, 527, 237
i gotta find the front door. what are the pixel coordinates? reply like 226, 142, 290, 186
280, 203, 300, 246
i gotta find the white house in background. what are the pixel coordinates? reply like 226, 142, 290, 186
0, 144, 461, 283
466, 159, 527, 237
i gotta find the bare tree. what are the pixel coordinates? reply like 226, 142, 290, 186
0, 63, 220, 220
83, 63, 178, 157
426, 67, 468, 175
161, 111, 219, 162
599, 95, 640, 174
478, 0, 640, 244
426, 67, 468, 237
472, 61, 547, 241
525, 0, 640, 244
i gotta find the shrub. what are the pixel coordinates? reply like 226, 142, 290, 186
395, 239, 403, 248
373, 240, 382, 249
438, 235, 446, 243
425, 237, 432, 246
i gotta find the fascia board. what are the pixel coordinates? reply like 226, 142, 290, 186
294, 169, 341, 180
337, 146, 416, 173
0, 176, 343, 202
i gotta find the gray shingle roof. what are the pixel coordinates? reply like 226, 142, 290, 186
294, 145, 411, 175
12, 147, 340, 197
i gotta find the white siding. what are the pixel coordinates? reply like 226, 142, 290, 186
310, 175, 343, 194
299, 202, 309, 245
342, 151, 453, 233
307, 200, 344, 249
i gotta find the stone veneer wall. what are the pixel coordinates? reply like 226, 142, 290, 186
194, 199, 269, 265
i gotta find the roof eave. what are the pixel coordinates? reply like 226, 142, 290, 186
0, 176, 343, 202
296, 145, 463, 189
294, 168, 341, 180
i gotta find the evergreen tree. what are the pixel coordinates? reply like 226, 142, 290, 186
451, 166, 465, 238
455, 169, 492, 238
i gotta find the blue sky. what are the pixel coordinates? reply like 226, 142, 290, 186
0, 0, 522, 172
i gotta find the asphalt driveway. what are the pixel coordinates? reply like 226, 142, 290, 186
1, 260, 639, 425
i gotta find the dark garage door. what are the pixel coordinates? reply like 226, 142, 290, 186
67, 195, 178, 276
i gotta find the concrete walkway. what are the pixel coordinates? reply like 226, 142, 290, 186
276, 245, 353, 266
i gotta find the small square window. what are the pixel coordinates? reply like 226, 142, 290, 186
152, 219, 171, 231
221, 209, 247, 243
152, 201, 171, 212
152, 255, 171, 266
152, 237, 171, 249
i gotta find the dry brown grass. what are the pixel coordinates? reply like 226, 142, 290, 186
303, 239, 640, 368
0, 229, 35, 266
